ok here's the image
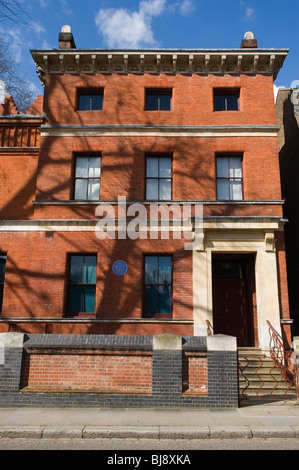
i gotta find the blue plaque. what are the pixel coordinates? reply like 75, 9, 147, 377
112, 260, 128, 276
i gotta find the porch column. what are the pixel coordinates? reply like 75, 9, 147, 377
255, 249, 282, 350
193, 249, 213, 336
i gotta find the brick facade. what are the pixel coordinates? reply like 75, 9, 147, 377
0, 29, 292, 351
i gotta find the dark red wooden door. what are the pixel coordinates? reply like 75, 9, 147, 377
212, 259, 253, 347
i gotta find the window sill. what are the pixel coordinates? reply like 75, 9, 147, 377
0, 317, 193, 324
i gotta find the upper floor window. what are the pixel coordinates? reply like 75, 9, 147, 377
78, 89, 103, 110
0, 255, 7, 313
146, 156, 172, 200
214, 89, 240, 111
145, 89, 172, 111
67, 254, 97, 316
74, 155, 101, 201
216, 156, 243, 200
144, 256, 172, 317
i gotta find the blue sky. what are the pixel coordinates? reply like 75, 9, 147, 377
0, 0, 298, 100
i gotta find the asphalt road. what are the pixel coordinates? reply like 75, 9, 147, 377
0, 437, 298, 451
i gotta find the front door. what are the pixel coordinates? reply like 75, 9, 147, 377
212, 255, 254, 347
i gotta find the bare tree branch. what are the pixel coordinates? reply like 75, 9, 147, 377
0, 0, 29, 25
0, 38, 35, 112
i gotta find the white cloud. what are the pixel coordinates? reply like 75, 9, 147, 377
4, 28, 24, 64
243, 6, 256, 21
95, 0, 166, 48
179, 0, 195, 16
273, 84, 287, 103
0, 80, 6, 104
30, 21, 46, 35
59, 0, 73, 16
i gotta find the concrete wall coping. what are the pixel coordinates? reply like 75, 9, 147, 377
0, 333, 24, 348
206, 334, 237, 352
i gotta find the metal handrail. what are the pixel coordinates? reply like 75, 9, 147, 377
267, 320, 298, 398
206, 320, 214, 336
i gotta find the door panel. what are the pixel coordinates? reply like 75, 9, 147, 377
212, 258, 254, 347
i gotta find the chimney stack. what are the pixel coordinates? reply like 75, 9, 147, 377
59, 25, 76, 49
241, 32, 257, 49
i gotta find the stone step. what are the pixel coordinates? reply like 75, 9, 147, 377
237, 348, 296, 397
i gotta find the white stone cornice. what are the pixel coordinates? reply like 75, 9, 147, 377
30, 48, 288, 85
40, 124, 279, 138
0, 217, 285, 232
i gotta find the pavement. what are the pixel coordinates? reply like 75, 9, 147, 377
0, 399, 299, 439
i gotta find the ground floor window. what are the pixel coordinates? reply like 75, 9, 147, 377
0, 255, 7, 313
67, 254, 97, 316
144, 255, 172, 317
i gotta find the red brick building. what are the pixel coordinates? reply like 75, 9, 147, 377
276, 87, 299, 338
0, 28, 292, 351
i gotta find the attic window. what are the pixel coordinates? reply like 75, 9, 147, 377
77, 89, 103, 110
214, 89, 240, 111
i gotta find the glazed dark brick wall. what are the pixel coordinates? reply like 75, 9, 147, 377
0, 334, 239, 408
0, 347, 23, 395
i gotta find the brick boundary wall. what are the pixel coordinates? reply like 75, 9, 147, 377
0, 333, 239, 408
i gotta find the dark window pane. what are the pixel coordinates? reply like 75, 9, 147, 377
146, 94, 159, 110
144, 256, 172, 316
213, 261, 244, 279
0, 256, 6, 284
226, 94, 239, 110
0, 284, 3, 312
214, 94, 226, 111
158, 286, 171, 314
90, 94, 103, 110
79, 95, 91, 110
69, 256, 84, 283
83, 256, 97, 284
158, 257, 172, 284
68, 286, 95, 314
68, 286, 83, 314
214, 92, 239, 111
79, 93, 103, 110
144, 285, 158, 314
145, 256, 159, 284
146, 91, 171, 110
159, 94, 171, 110
68, 255, 97, 315
82, 286, 96, 313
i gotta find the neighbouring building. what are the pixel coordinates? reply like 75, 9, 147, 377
0, 28, 292, 354
276, 87, 299, 338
